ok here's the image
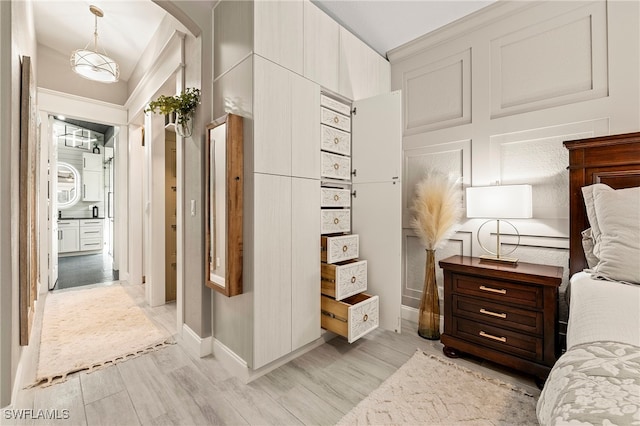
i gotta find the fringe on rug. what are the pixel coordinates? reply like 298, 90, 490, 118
418, 349, 537, 398
26, 338, 176, 389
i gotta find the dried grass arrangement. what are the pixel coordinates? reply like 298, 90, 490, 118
411, 169, 463, 339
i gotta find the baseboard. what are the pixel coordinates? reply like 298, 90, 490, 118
401, 305, 444, 333
212, 332, 336, 384
180, 324, 212, 358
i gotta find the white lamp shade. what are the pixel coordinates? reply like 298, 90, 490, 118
71, 49, 120, 83
466, 185, 532, 219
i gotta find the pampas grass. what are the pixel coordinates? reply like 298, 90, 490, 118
411, 169, 464, 250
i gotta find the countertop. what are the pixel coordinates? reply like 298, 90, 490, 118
58, 217, 106, 221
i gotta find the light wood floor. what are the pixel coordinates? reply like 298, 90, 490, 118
6, 282, 540, 426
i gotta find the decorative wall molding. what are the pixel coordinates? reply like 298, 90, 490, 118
402, 49, 471, 134
490, 2, 608, 118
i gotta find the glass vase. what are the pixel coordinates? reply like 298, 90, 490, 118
418, 249, 440, 340
176, 114, 193, 138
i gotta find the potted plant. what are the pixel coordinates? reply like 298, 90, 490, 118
145, 87, 201, 137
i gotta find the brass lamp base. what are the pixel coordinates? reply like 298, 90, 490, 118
479, 254, 519, 265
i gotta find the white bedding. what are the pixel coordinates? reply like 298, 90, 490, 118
566, 271, 640, 349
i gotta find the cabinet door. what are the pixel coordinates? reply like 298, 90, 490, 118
352, 91, 402, 184
59, 226, 80, 253
254, 173, 292, 368
254, 0, 303, 74
82, 170, 103, 201
291, 177, 320, 350
303, 1, 339, 92
83, 153, 102, 171
291, 73, 320, 179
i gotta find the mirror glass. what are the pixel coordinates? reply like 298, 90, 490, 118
205, 113, 243, 297
57, 162, 80, 209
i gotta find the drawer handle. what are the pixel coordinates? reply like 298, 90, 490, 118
333, 117, 339, 123
480, 308, 507, 319
334, 137, 340, 144
351, 276, 356, 283
479, 331, 507, 343
333, 218, 340, 224
334, 194, 340, 201
479, 285, 506, 295
363, 314, 368, 322
333, 163, 340, 170
342, 245, 348, 252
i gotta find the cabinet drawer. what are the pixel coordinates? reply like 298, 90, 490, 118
320, 187, 351, 208
321, 259, 367, 300
320, 94, 351, 116
452, 274, 542, 309
321, 152, 351, 181
80, 226, 103, 239
321, 125, 351, 156
452, 295, 543, 336
321, 234, 359, 264
58, 220, 79, 229
80, 219, 103, 227
80, 239, 103, 251
321, 293, 378, 343
452, 317, 543, 362
321, 209, 351, 234
321, 107, 350, 132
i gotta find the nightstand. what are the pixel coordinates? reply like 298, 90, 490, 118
439, 255, 562, 387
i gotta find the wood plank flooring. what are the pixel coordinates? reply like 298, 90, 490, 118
5, 282, 539, 426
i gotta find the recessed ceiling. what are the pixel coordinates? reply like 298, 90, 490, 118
314, 0, 496, 57
33, 1, 168, 82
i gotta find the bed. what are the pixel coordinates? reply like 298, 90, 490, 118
536, 132, 640, 425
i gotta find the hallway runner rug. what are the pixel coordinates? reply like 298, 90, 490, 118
338, 349, 538, 425
31, 284, 173, 387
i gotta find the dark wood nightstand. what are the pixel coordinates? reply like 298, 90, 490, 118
439, 255, 563, 387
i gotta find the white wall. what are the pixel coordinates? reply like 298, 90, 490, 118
389, 0, 640, 334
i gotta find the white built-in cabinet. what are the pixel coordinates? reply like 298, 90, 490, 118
82, 153, 103, 202
253, 0, 303, 75
303, 2, 340, 93
58, 220, 80, 253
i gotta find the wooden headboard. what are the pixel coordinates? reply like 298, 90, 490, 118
564, 132, 640, 275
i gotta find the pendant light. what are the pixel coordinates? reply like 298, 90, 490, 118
70, 5, 120, 83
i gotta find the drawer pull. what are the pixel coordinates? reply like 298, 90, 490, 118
479, 331, 507, 343
342, 245, 348, 252
479, 285, 506, 295
333, 218, 340, 224
334, 194, 340, 201
351, 276, 357, 283
363, 314, 368, 322
333, 116, 339, 123
480, 308, 507, 319
333, 163, 340, 170
334, 137, 340, 144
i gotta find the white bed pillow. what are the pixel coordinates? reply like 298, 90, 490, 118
581, 228, 599, 268
581, 183, 611, 248
590, 185, 640, 284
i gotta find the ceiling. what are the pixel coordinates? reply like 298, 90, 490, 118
33, 1, 495, 86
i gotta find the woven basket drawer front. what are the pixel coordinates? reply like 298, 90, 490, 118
321, 234, 359, 263
321, 187, 351, 208
321, 125, 351, 156
322, 259, 367, 300
320, 94, 351, 116
321, 107, 351, 132
321, 209, 351, 234
321, 293, 379, 343
321, 152, 351, 181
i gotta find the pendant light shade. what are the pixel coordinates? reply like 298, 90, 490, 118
70, 5, 120, 83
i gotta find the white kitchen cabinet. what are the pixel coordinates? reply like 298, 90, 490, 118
83, 152, 102, 171
254, 56, 320, 178
291, 177, 320, 351
58, 220, 79, 253
303, 1, 339, 93
254, 0, 303, 74
80, 219, 103, 252
82, 171, 103, 201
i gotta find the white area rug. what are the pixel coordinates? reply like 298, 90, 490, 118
338, 349, 538, 425
32, 284, 173, 387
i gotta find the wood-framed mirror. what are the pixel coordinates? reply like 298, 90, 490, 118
205, 114, 243, 296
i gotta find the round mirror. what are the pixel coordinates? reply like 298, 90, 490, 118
57, 162, 80, 209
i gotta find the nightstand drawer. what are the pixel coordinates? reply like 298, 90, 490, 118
453, 274, 542, 309
321, 293, 378, 343
452, 317, 543, 362
452, 295, 543, 335
321, 259, 367, 300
